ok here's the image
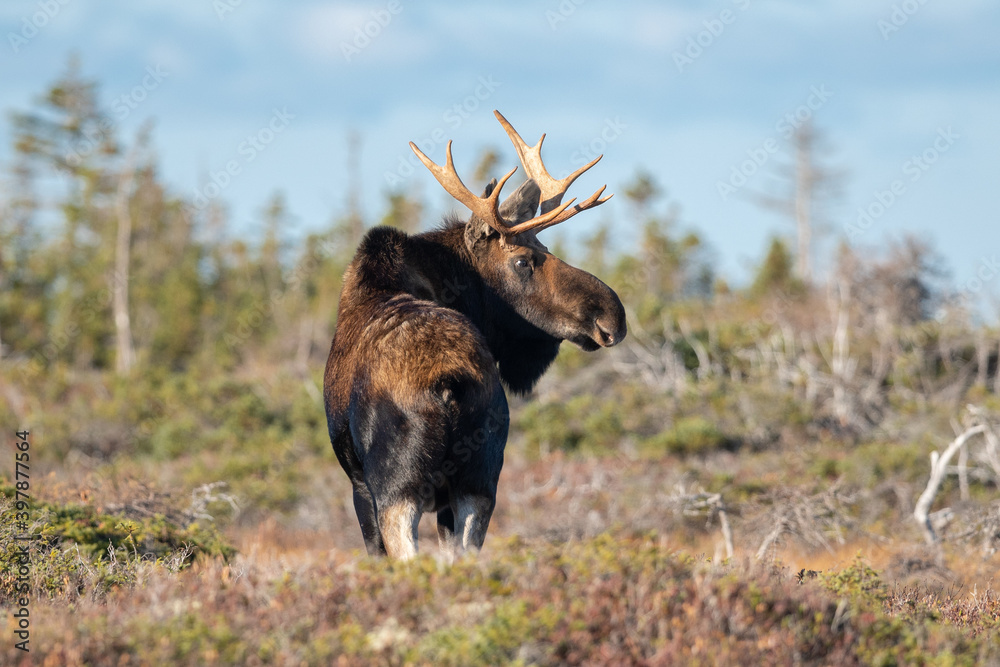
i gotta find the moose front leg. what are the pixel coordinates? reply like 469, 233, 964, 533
454, 495, 495, 553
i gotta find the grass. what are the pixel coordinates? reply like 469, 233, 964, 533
3, 331, 1000, 664
10, 532, 1000, 666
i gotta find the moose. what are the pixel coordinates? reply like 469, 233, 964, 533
323, 111, 626, 559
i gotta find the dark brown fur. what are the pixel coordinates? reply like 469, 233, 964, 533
324, 178, 626, 559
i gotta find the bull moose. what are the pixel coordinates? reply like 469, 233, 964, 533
323, 111, 626, 559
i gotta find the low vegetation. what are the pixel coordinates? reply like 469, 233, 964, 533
6, 532, 1000, 665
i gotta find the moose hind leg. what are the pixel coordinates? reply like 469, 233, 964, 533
454, 495, 495, 553
379, 499, 420, 560
352, 482, 385, 556
437, 507, 457, 562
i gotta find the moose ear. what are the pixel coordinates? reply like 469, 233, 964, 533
465, 178, 499, 251
465, 177, 541, 254
499, 178, 541, 224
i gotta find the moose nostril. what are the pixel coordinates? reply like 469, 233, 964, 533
595, 321, 615, 346
594, 312, 626, 347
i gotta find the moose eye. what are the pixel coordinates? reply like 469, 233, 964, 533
512, 257, 532, 274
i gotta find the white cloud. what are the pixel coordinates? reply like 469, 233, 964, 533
630, 6, 699, 53
289, 3, 433, 67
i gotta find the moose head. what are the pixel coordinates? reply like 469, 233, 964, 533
410, 110, 627, 354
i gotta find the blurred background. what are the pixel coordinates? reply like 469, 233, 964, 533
3, 2, 1000, 663
2, 0, 998, 291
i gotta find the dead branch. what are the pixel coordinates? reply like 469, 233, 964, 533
914, 423, 986, 545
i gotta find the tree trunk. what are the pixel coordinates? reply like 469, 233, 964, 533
113, 154, 136, 375
831, 278, 852, 425
347, 131, 364, 243
975, 331, 989, 389
995, 339, 1000, 396
794, 124, 814, 283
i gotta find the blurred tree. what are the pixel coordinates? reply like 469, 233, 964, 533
5, 60, 212, 372
750, 237, 802, 297
259, 192, 289, 294
345, 131, 363, 244
9, 58, 121, 368
123, 130, 204, 371
112, 134, 141, 375
582, 226, 609, 277
379, 191, 423, 234
0, 153, 48, 361
612, 171, 713, 316
623, 168, 660, 217
472, 148, 500, 189
752, 121, 842, 285
854, 236, 945, 326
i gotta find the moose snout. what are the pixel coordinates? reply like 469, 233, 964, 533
594, 317, 626, 347
593, 306, 627, 348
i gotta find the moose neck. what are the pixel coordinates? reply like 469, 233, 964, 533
407, 223, 561, 395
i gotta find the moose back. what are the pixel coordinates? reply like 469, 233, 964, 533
323, 111, 626, 559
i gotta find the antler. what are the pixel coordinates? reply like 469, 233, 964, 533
410, 112, 612, 241
409, 140, 577, 240
494, 109, 612, 231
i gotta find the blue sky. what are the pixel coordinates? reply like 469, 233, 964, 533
2, 0, 998, 306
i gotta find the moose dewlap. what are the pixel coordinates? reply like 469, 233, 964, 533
323, 111, 626, 559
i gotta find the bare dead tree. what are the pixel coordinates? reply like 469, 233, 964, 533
975, 331, 990, 390
346, 130, 363, 242
790, 123, 815, 282
687, 492, 733, 560
914, 405, 1000, 548
753, 485, 857, 561
829, 273, 853, 425
751, 121, 841, 285
954, 416, 971, 502
113, 146, 137, 375
614, 309, 689, 392
914, 422, 985, 546
661, 484, 734, 560
995, 338, 1000, 396
969, 405, 1000, 481
678, 318, 720, 381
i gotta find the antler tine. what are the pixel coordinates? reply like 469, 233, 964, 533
494, 109, 604, 214
409, 140, 517, 237
501, 197, 580, 237
505, 186, 612, 237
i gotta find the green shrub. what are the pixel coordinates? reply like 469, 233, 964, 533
820, 555, 886, 604
642, 416, 729, 456
844, 440, 929, 486
0, 482, 234, 602
517, 395, 624, 456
